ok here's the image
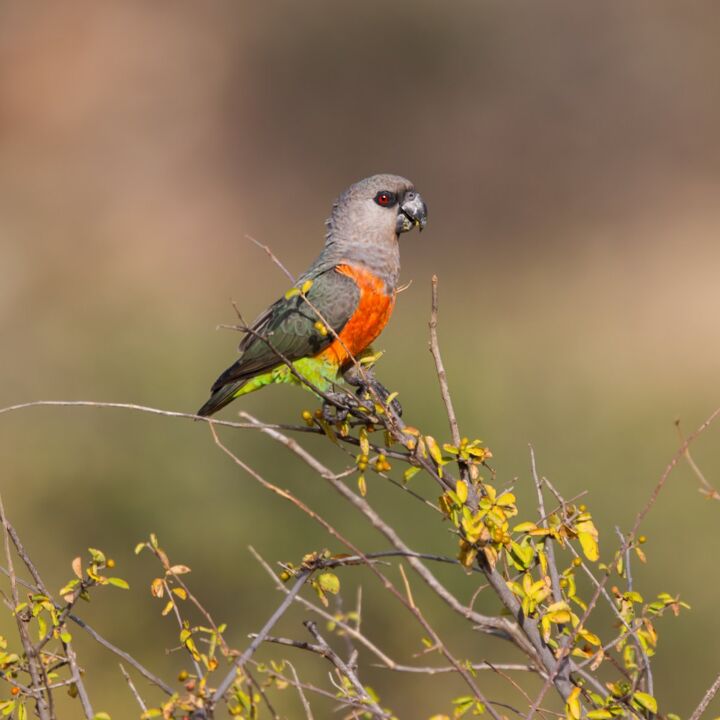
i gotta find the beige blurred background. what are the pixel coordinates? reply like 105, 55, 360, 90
1, 1, 720, 717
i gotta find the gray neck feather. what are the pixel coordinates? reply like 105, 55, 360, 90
314, 211, 401, 293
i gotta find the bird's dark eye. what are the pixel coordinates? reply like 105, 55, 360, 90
374, 191, 397, 208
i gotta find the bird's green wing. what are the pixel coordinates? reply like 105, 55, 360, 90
209, 267, 360, 395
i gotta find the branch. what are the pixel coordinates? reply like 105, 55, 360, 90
67, 613, 174, 696
303, 620, 389, 718
675, 418, 720, 501
530, 447, 562, 605
0, 495, 53, 720
211, 569, 312, 704
689, 672, 720, 720
0, 399, 295, 430
217, 415, 503, 717
428, 275, 469, 484
629, 405, 720, 539
287, 661, 314, 720
119, 663, 148, 713
249, 545, 397, 669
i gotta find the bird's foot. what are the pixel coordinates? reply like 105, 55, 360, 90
321, 392, 360, 423
342, 366, 403, 419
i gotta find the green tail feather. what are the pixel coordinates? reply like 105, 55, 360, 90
196, 357, 340, 417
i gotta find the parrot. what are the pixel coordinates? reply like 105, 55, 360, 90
197, 174, 427, 417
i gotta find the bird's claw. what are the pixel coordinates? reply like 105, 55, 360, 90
342, 366, 403, 418
321, 392, 359, 423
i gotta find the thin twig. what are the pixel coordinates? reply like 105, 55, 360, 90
675, 419, 720, 500
63, 641, 94, 718
119, 663, 148, 713
246, 667, 282, 720
211, 569, 312, 704
248, 546, 397, 668
428, 275, 469, 484
614, 526, 653, 697
262, 634, 540, 678
246, 234, 296, 283
0, 496, 52, 720
629, 405, 720, 539
68, 614, 174, 695
530, 447, 561, 605
303, 620, 389, 718
287, 661, 314, 719
689, 672, 720, 720
6, 520, 102, 718
0, 399, 296, 430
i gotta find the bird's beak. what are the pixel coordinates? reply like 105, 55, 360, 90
397, 191, 428, 233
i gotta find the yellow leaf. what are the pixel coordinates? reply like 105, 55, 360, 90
359, 428, 370, 457
546, 609, 572, 624
565, 686, 582, 720
578, 627, 601, 646
496, 492, 516, 507
425, 436, 444, 466
633, 691, 657, 714
317, 573, 340, 595
456, 481, 468, 504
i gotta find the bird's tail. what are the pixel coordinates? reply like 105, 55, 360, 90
196, 381, 245, 417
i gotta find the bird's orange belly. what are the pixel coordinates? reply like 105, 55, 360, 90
318, 264, 395, 367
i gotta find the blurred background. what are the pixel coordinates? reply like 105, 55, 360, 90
1, 1, 719, 716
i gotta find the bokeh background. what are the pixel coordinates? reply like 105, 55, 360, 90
2, 1, 720, 717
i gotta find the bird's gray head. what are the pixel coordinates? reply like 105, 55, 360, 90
326, 174, 427, 247
319, 174, 427, 292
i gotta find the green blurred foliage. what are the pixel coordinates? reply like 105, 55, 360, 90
1, 1, 720, 717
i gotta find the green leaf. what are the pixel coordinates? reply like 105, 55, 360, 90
403, 467, 421, 482
88, 548, 106, 564
107, 577, 129, 590
633, 691, 657, 714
